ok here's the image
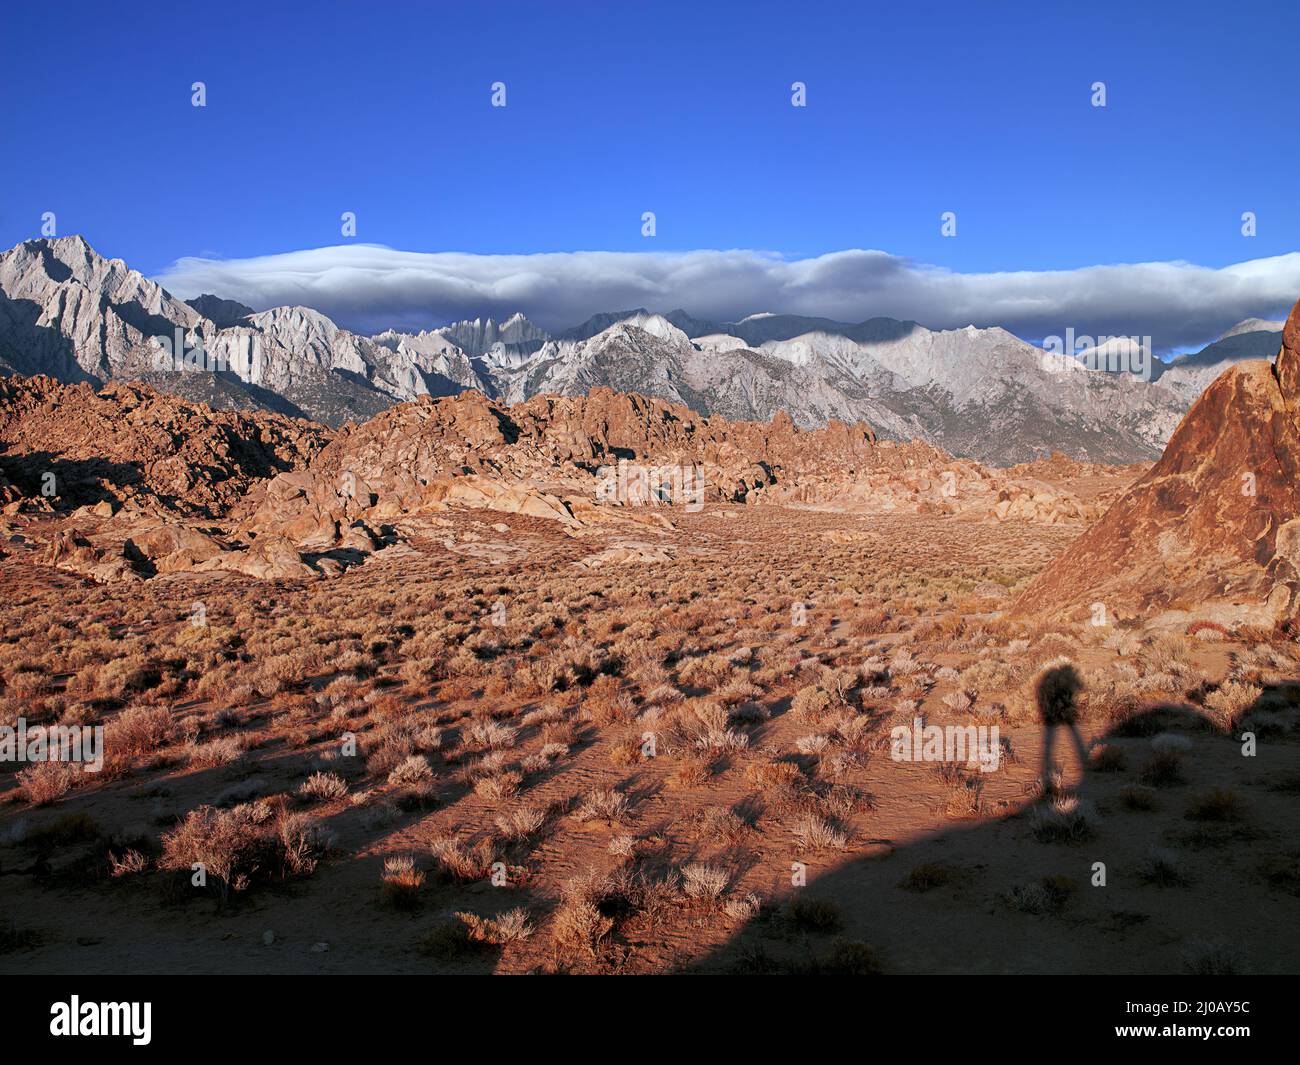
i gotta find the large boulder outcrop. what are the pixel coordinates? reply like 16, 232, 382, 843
1015, 298, 1300, 629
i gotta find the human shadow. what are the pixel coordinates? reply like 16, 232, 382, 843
1036, 663, 1092, 793
687, 679, 1300, 975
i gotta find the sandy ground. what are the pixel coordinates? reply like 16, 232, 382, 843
2, 493, 1297, 974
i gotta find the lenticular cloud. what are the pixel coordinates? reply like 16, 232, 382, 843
155, 244, 1300, 352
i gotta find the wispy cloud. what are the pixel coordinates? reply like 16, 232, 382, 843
154, 245, 1300, 352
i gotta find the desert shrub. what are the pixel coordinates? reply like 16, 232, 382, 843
113, 706, 177, 756
298, 771, 348, 801
17, 762, 79, 805
680, 863, 729, 903
387, 755, 433, 787
1138, 751, 1185, 787
791, 685, 833, 721
1006, 875, 1075, 914
1139, 847, 1186, 886
576, 787, 631, 823
1185, 788, 1245, 823
1120, 786, 1158, 811
108, 849, 148, 877
1030, 795, 1096, 843
789, 812, 847, 851
786, 896, 842, 931
550, 900, 613, 959
187, 736, 244, 768
789, 940, 883, 974
462, 719, 518, 751
457, 908, 533, 945
1089, 745, 1126, 772
1204, 682, 1262, 731
417, 915, 496, 960
159, 801, 275, 898
379, 855, 425, 910
899, 863, 956, 892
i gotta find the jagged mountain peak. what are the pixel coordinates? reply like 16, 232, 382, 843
1219, 317, 1284, 341
0, 235, 1282, 464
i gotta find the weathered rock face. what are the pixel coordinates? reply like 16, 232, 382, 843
0, 374, 327, 518
0, 237, 482, 427
1016, 299, 1300, 629
0, 236, 1223, 463
0, 236, 203, 382
0, 374, 1122, 584
243, 386, 1101, 545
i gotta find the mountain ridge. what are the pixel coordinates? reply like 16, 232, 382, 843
0, 235, 1279, 465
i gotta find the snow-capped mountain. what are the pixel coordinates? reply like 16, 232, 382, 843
0, 235, 1272, 464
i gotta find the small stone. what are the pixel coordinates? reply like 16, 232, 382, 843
311, 942, 329, 953
262, 930, 275, 945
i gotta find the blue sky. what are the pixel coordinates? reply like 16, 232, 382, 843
2, 0, 1298, 344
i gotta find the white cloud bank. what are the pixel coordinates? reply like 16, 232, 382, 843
154, 245, 1300, 352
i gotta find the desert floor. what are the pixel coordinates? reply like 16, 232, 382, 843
2, 495, 1297, 974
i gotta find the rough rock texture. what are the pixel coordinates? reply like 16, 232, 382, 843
0, 374, 327, 517
0, 236, 1219, 463
243, 387, 1100, 549
1016, 299, 1300, 629
0, 237, 474, 427
0, 374, 1125, 584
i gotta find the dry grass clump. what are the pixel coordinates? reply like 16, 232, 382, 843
187, 735, 244, 768
899, 862, 957, 892
1138, 750, 1185, 787
1140, 847, 1187, 887
789, 812, 847, 851
680, 862, 729, 903
379, 855, 425, 910
1203, 681, 1262, 731
786, 896, 842, 931
1089, 744, 1126, 772
298, 771, 348, 801
494, 804, 548, 842
1185, 788, 1246, 823
747, 759, 803, 790
387, 754, 434, 787
159, 800, 274, 898
428, 834, 498, 883
1006, 874, 1075, 914
113, 706, 177, 756
1029, 794, 1096, 843
1120, 785, 1159, 811
17, 761, 79, 806
795, 733, 832, 757
473, 767, 523, 800
938, 766, 985, 818
575, 787, 631, 823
